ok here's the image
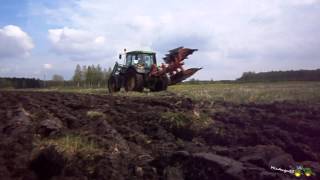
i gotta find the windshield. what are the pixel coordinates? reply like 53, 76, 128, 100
126, 54, 132, 66
143, 54, 153, 68
126, 54, 154, 68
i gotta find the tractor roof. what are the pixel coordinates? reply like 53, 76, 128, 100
127, 50, 155, 55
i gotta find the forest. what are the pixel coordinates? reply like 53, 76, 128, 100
71, 64, 112, 88
0, 77, 42, 89
0, 64, 112, 89
237, 69, 320, 82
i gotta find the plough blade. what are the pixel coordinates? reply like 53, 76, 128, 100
169, 68, 202, 85
164, 47, 198, 64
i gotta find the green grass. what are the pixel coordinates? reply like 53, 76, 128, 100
161, 112, 192, 128
31, 87, 108, 94
12, 81, 320, 103
168, 81, 320, 103
86, 111, 106, 119
35, 134, 103, 158
161, 110, 211, 129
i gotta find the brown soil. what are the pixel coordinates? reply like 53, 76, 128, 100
0, 91, 319, 180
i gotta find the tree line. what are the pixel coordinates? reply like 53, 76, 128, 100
237, 69, 320, 82
48, 64, 112, 88
0, 77, 42, 89
0, 64, 113, 89
72, 64, 112, 88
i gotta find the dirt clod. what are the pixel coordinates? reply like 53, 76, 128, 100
30, 146, 65, 179
38, 118, 63, 137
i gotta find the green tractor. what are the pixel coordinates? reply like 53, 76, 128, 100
108, 47, 201, 93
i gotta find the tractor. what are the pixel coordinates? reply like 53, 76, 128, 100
108, 47, 201, 93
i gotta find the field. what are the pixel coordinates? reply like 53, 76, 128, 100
31, 81, 320, 103
170, 81, 320, 103
0, 81, 319, 179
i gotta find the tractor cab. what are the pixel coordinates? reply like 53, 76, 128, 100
123, 51, 156, 73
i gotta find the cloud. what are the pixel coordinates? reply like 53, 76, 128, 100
43, 63, 52, 69
48, 27, 114, 60
0, 25, 34, 59
290, 0, 319, 6
28, 0, 320, 80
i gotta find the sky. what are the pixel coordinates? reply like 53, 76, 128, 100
0, 0, 320, 80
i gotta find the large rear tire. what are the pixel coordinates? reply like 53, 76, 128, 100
108, 76, 120, 93
162, 76, 169, 90
125, 70, 144, 92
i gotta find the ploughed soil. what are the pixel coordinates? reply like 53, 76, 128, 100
0, 91, 319, 180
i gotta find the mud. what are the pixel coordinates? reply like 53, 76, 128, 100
0, 91, 319, 180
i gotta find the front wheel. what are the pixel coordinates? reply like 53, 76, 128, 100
124, 70, 144, 92
108, 76, 120, 93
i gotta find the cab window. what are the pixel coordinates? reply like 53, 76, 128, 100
144, 54, 153, 68
126, 54, 132, 66
132, 54, 143, 64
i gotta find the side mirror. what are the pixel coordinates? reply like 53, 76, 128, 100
119, 54, 122, 59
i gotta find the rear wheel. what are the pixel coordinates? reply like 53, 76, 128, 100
125, 70, 144, 92
108, 76, 120, 93
162, 76, 169, 90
